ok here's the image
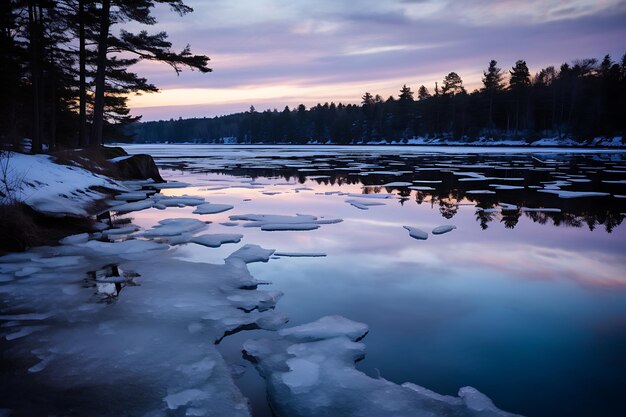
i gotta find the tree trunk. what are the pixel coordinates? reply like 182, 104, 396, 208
28, 2, 43, 154
78, 0, 88, 147
90, 0, 110, 148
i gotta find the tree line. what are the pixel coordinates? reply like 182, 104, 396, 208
0, 0, 210, 153
130, 55, 626, 144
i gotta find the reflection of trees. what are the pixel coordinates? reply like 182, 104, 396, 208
205, 153, 625, 233
439, 200, 458, 219
501, 212, 521, 229
475, 210, 495, 230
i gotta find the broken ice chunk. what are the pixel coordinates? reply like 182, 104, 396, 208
193, 203, 234, 215
278, 315, 368, 342
143, 218, 208, 238
190, 234, 242, 248
432, 225, 456, 235
403, 226, 428, 240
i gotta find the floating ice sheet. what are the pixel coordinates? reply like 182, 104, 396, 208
432, 225, 457, 235
403, 226, 428, 240
244, 315, 521, 417
193, 203, 234, 214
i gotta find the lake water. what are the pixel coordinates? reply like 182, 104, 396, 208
121, 145, 626, 417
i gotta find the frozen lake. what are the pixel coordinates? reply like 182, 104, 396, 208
2, 144, 626, 416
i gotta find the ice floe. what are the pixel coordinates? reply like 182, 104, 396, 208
382, 182, 413, 187
229, 214, 342, 231
244, 315, 520, 417
273, 252, 327, 257
143, 218, 209, 238
190, 234, 243, 248
346, 193, 395, 199
537, 190, 610, 198
345, 199, 386, 210
193, 203, 234, 214
403, 226, 429, 240
466, 190, 496, 195
432, 225, 456, 235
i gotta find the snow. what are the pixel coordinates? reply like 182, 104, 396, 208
151, 181, 190, 189
346, 199, 386, 210
346, 193, 395, 199
108, 155, 133, 163
490, 184, 525, 190
193, 203, 234, 214
143, 218, 208, 238
432, 225, 456, 235
111, 199, 154, 213
114, 191, 152, 200
0, 152, 123, 216
403, 226, 428, 240
521, 207, 562, 213
409, 186, 435, 191
229, 213, 342, 231
467, 190, 496, 194
537, 190, 610, 198
190, 234, 243, 248
226, 244, 275, 264
382, 182, 413, 187
279, 316, 369, 342
273, 252, 327, 257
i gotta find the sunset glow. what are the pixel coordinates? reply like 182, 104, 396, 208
127, 0, 626, 120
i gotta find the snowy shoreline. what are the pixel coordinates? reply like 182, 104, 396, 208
0, 150, 524, 416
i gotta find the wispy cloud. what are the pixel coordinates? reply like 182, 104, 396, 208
131, 0, 626, 120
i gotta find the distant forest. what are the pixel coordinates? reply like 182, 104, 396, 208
130, 55, 626, 144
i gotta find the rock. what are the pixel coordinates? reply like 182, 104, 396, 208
113, 154, 164, 182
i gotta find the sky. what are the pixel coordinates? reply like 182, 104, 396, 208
127, 0, 626, 121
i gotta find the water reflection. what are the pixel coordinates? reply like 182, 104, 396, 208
153, 150, 626, 233
120, 146, 626, 417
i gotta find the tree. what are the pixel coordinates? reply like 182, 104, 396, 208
482, 60, 504, 132
509, 60, 530, 88
441, 72, 465, 95
417, 85, 430, 100
90, 0, 211, 147
361, 92, 374, 106
509, 60, 531, 134
398, 84, 414, 101
482, 60, 504, 91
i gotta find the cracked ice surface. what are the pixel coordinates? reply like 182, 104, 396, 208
0, 236, 284, 417
244, 316, 522, 417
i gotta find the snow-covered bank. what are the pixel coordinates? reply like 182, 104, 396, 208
0, 152, 124, 216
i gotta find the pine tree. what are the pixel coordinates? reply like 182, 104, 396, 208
398, 84, 414, 101
482, 60, 504, 91
417, 85, 430, 100
481, 60, 504, 133
509, 60, 530, 88
509, 60, 531, 135
441, 72, 465, 95
361, 92, 374, 106
90, 0, 211, 147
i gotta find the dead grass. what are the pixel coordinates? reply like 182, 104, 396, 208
0, 202, 95, 254
53, 147, 128, 179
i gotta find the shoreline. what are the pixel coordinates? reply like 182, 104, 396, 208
0, 146, 527, 416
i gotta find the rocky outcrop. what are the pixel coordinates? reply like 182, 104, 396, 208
113, 154, 164, 183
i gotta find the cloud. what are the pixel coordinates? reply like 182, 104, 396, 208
131, 0, 626, 120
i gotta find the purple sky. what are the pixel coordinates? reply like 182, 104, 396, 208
127, 0, 626, 121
